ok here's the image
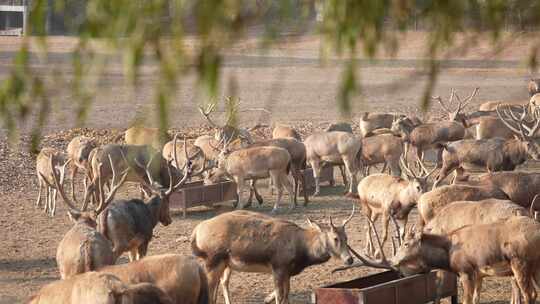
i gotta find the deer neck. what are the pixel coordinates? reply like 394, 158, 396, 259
303, 228, 331, 266
419, 234, 451, 270
146, 196, 162, 227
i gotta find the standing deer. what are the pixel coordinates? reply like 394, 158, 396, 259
361, 133, 404, 176
432, 105, 540, 188
35, 148, 69, 216
98, 150, 204, 261
357, 157, 435, 257
304, 131, 362, 195
272, 123, 301, 141
191, 208, 355, 304
28, 271, 174, 304
416, 184, 509, 227
67, 136, 97, 203
392, 216, 540, 304
99, 254, 209, 304
323, 123, 354, 189
40, 157, 129, 279
474, 171, 540, 209
204, 145, 294, 212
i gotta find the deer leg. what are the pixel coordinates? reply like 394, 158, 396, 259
310, 159, 322, 196
511, 259, 535, 304
270, 171, 283, 213
272, 269, 290, 304
343, 157, 357, 195
472, 274, 483, 304
44, 186, 50, 214
269, 177, 274, 195
128, 248, 138, 262
375, 212, 390, 259
206, 261, 227, 304
220, 267, 233, 304
137, 241, 149, 260
338, 165, 348, 187
299, 169, 309, 206
51, 189, 57, 217
281, 172, 295, 210
380, 162, 387, 174
460, 273, 475, 304
512, 279, 524, 304
252, 179, 263, 205
36, 178, 43, 207
235, 177, 246, 209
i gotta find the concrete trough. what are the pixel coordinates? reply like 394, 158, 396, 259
312, 270, 457, 304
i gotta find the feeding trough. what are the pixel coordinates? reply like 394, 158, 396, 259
312, 270, 457, 304
169, 180, 237, 217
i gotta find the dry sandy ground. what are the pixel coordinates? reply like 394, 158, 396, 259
1, 31, 539, 303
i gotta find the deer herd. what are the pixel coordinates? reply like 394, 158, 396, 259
26, 80, 540, 304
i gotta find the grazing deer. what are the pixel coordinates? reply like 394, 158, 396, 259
248, 138, 308, 205
27, 271, 174, 304
199, 100, 254, 144
40, 157, 129, 279
67, 136, 97, 203
432, 105, 540, 188
193, 135, 247, 165
204, 145, 294, 212
123, 126, 171, 150
191, 208, 355, 304
304, 131, 362, 195
99, 254, 209, 304
272, 123, 301, 141
98, 150, 204, 261
392, 216, 540, 304
357, 157, 435, 257
417, 184, 509, 227
35, 148, 69, 216
361, 133, 404, 176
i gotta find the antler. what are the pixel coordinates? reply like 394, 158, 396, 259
95, 155, 130, 213
454, 87, 479, 114
432, 88, 456, 113
40, 157, 81, 212
198, 102, 219, 128
433, 88, 478, 115
341, 204, 356, 226
496, 104, 540, 138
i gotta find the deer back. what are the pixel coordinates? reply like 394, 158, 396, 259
99, 254, 208, 304
410, 121, 465, 146
305, 131, 361, 161
272, 124, 301, 141
359, 113, 395, 136
361, 133, 403, 164
249, 138, 306, 167
223, 146, 291, 176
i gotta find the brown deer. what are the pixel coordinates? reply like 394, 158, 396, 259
27, 271, 174, 304
361, 133, 404, 176
432, 105, 540, 188
473, 171, 540, 209
98, 150, 204, 261
162, 137, 210, 173
304, 131, 362, 195
99, 254, 209, 304
248, 137, 308, 205
67, 136, 97, 203
204, 145, 294, 212
359, 112, 395, 137
356, 157, 435, 257
416, 184, 509, 227
272, 123, 301, 141
191, 208, 355, 304
123, 126, 171, 150
35, 148, 69, 216
392, 216, 540, 304
40, 157, 129, 279
322, 123, 355, 189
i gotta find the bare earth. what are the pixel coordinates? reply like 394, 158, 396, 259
1, 31, 539, 303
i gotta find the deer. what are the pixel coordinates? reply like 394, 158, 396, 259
356, 156, 436, 257
431, 105, 540, 188
321, 123, 355, 189
304, 131, 362, 196
89, 140, 187, 208
360, 112, 423, 137
416, 183, 509, 227
27, 271, 174, 304
35, 148, 69, 216
67, 135, 97, 203
361, 133, 404, 176
272, 123, 301, 141
391, 215, 540, 304
162, 138, 210, 173
472, 171, 540, 209
122, 126, 171, 150
529, 78, 540, 97
191, 208, 355, 304
99, 254, 209, 304
39, 156, 129, 279
97, 148, 205, 261
204, 144, 294, 213
198, 99, 254, 144
247, 137, 308, 205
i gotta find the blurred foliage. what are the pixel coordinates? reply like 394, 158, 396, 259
1, 0, 540, 147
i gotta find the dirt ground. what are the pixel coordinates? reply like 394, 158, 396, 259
1, 31, 539, 303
